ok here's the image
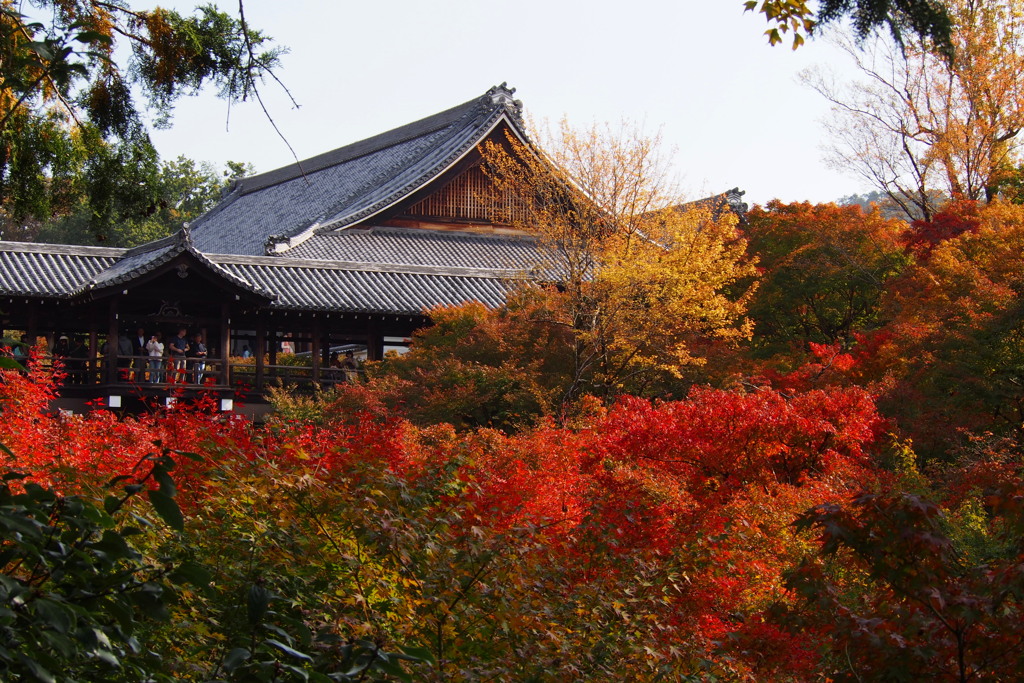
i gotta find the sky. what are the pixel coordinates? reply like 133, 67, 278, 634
147, 0, 870, 207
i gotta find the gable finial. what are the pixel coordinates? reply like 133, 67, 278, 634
176, 222, 193, 249
486, 82, 523, 123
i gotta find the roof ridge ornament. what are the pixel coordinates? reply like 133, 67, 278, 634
486, 82, 523, 125
265, 234, 288, 255
725, 188, 749, 217
178, 222, 194, 250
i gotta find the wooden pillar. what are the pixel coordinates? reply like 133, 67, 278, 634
367, 318, 383, 361
322, 317, 332, 367
26, 303, 38, 350
311, 315, 321, 383
220, 302, 231, 387
255, 316, 266, 391
105, 300, 118, 385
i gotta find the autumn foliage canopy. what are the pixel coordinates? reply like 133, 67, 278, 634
3, 195, 1024, 680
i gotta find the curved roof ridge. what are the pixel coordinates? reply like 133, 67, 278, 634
235, 91, 497, 197
121, 233, 177, 257
321, 225, 531, 240
0, 241, 126, 257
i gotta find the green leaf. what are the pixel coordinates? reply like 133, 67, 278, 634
92, 648, 120, 666
34, 598, 75, 635
41, 630, 75, 658
247, 584, 271, 625
103, 495, 122, 515
169, 561, 211, 587
0, 357, 24, 371
73, 30, 113, 45
172, 450, 204, 462
16, 653, 55, 683
91, 529, 133, 560
105, 595, 133, 629
0, 512, 44, 538
222, 647, 250, 672
152, 464, 176, 498
146, 490, 183, 531
398, 645, 436, 665
26, 41, 53, 61
265, 638, 312, 662
376, 656, 412, 681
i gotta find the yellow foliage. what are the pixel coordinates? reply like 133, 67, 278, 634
481, 120, 757, 398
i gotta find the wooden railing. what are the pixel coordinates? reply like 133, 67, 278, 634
227, 361, 363, 391
50, 355, 229, 387
45, 355, 363, 393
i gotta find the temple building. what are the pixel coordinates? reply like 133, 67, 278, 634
0, 84, 745, 412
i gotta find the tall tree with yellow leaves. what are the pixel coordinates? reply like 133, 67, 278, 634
482, 122, 757, 403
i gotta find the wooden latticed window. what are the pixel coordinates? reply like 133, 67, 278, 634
404, 166, 527, 224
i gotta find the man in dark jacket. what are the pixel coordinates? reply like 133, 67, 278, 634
168, 328, 189, 383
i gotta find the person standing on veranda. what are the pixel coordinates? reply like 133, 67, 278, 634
147, 333, 165, 383
168, 328, 189, 383
189, 332, 208, 384
133, 327, 148, 381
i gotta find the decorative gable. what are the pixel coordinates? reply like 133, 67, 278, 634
399, 165, 528, 225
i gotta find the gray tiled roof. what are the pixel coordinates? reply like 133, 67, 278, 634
70, 230, 275, 300
83, 237, 178, 291
0, 86, 543, 313
678, 188, 748, 222
284, 227, 541, 270
190, 84, 526, 257
213, 256, 522, 314
0, 242, 123, 297
0, 85, 746, 320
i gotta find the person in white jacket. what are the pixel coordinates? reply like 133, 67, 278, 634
146, 333, 165, 383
